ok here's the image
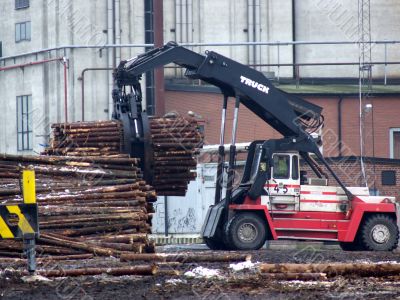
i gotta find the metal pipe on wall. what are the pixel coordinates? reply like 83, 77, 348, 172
63, 57, 68, 123
107, 0, 115, 119
247, 0, 254, 66
80, 68, 114, 121
337, 95, 344, 156
292, 0, 297, 79
175, 0, 182, 43
115, 0, 121, 64
0, 57, 62, 71
0, 57, 69, 123
154, 0, 165, 116
1, 40, 399, 63
187, 0, 193, 43
164, 196, 168, 237
254, 0, 261, 70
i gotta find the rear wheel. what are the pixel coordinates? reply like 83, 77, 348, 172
359, 214, 399, 251
227, 212, 267, 250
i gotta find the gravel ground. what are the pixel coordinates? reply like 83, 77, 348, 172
0, 246, 400, 300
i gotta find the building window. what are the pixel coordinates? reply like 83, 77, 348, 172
292, 155, 299, 180
382, 170, 396, 186
15, 21, 31, 42
17, 95, 33, 151
15, 0, 29, 9
0, 41, 2, 57
389, 128, 400, 159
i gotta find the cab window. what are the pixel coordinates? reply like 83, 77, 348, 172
273, 155, 290, 179
292, 155, 299, 180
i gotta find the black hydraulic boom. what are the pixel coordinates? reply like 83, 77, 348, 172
112, 42, 354, 242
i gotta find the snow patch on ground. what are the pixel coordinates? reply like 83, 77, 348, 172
22, 275, 52, 283
354, 259, 400, 265
229, 260, 259, 271
184, 266, 222, 279
166, 278, 187, 285
285, 280, 333, 287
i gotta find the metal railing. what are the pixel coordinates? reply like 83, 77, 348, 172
1, 40, 400, 85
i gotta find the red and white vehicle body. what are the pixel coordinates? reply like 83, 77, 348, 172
229, 151, 400, 251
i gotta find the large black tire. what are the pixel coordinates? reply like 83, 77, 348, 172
359, 214, 399, 251
227, 212, 267, 250
204, 237, 228, 250
339, 232, 365, 251
339, 241, 365, 251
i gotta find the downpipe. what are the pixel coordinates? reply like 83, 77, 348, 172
63, 57, 69, 123
107, 0, 115, 119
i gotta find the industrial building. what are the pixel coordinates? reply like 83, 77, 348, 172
1, 0, 400, 156
2, 1, 400, 297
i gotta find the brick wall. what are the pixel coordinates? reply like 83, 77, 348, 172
165, 90, 400, 159
198, 152, 400, 198
301, 157, 400, 198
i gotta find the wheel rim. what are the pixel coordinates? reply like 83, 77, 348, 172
371, 224, 390, 244
237, 222, 258, 243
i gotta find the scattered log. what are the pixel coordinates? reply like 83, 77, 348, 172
120, 253, 251, 263
259, 263, 400, 277
37, 265, 157, 277
38, 235, 119, 257
0, 254, 94, 266
259, 272, 327, 281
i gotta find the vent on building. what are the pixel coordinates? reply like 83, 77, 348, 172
204, 175, 215, 182
15, 0, 29, 9
382, 170, 396, 186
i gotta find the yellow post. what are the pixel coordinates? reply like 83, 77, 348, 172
22, 170, 36, 204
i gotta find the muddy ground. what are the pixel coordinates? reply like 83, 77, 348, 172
1, 245, 400, 300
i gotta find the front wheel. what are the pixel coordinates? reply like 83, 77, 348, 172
360, 214, 399, 251
227, 212, 267, 250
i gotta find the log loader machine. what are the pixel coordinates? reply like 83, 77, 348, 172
113, 42, 400, 251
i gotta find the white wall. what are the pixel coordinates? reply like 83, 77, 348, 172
1, 0, 400, 154
153, 164, 219, 234
0, 0, 145, 154
295, 0, 400, 77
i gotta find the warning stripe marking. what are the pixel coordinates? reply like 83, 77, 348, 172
0, 204, 37, 239
0, 216, 14, 239
6, 206, 35, 235
300, 199, 342, 204
264, 184, 301, 188
301, 191, 337, 195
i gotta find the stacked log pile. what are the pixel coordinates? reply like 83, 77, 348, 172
149, 116, 203, 196
0, 153, 156, 257
43, 120, 123, 156
43, 116, 204, 196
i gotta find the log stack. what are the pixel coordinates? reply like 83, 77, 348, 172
43, 116, 204, 196
0, 153, 156, 257
149, 116, 203, 196
43, 120, 124, 156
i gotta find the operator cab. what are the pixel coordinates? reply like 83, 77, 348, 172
241, 143, 300, 188
239, 142, 301, 202
241, 142, 266, 186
